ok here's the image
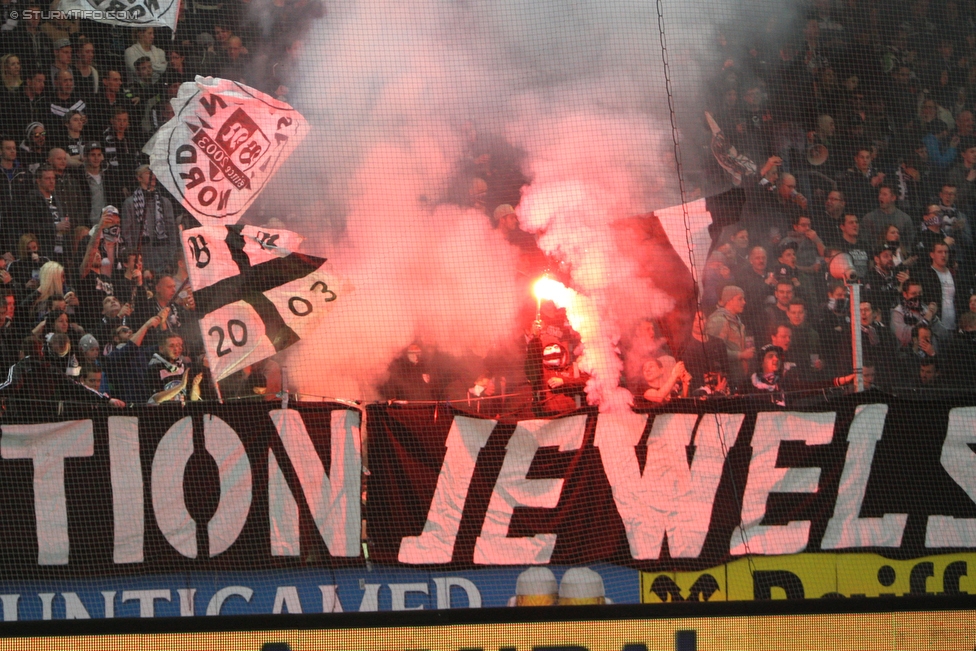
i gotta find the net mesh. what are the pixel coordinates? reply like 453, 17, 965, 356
0, 0, 971, 621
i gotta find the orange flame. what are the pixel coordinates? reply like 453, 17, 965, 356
532, 276, 574, 309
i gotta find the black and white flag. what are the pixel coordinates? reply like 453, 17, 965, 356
151, 77, 308, 225
57, 0, 181, 29
183, 224, 348, 381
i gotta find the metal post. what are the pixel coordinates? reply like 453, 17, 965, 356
280, 365, 289, 409
848, 281, 863, 392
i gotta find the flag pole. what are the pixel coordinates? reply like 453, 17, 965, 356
170, 275, 222, 403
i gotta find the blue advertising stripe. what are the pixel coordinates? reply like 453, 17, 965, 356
0, 564, 641, 620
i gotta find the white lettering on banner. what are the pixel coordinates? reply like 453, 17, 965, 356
432, 577, 482, 608
319, 585, 343, 612
177, 588, 195, 616
594, 411, 744, 559
399, 417, 495, 564
206, 586, 252, 615
150, 416, 253, 559
38, 593, 54, 620
268, 409, 362, 557
473, 415, 587, 565
730, 412, 836, 555
0, 595, 19, 621
204, 416, 252, 556
822, 404, 907, 549
62, 593, 90, 619
390, 583, 428, 610
358, 584, 380, 611
109, 417, 143, 564
151, 417, 196, 558
122, 589, 170, 618
102, 591, 115, 618
926, 407, 976, 547
268, 449, 298, 555
272, 586, 302, 613
1, 421, 94, 565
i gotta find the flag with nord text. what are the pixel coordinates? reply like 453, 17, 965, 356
151, 77, 308, 226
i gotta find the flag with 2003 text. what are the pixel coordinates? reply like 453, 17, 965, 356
153, 77, 345, 380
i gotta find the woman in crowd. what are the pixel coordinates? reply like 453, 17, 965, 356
28, 261, 77, 323
882, 225, 916, 269
0, 54, 22, 98
750, 344, 856, 397
8, 234, 50, 291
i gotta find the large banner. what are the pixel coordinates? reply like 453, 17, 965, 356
0, 402, 362, 579
1, 396, 976, 619
366, 398, 976, 569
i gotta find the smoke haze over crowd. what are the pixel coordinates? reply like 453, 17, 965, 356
253, 0, 732, 402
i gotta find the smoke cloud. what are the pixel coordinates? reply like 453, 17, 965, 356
252, 0, 720, 402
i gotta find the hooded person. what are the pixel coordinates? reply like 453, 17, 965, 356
44, 331, 81, 378
18, 121, 47, 173
525, 334, 589, 417
382, 343, 439, 401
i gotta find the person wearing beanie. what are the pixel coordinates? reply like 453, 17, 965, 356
749, 343, 855, 404
916, 205, 955, 266
705, 285, 754, 387
494, 203, 537, 252
78, 333, 99, 362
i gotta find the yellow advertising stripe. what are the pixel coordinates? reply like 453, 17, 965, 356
0, 612, 975, 651
642, 553, 976, 602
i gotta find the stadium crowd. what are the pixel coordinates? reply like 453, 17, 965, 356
399, 0, 976, 415
691, 0, 976, 399
1, 0, 975, 416
0, 0, 317, 414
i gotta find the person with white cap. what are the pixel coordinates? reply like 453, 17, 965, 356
558, 567, 609, 605
494, 203, 537, 252
507, 567, 558, 606
78, 333, 100, 364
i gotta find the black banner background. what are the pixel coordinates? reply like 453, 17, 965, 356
1, 394, 975, 581
366, 394, 976, 571
0, 402, 358, 580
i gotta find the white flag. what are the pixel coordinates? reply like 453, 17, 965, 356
151, 77, 309, 225
183, 225, 349, 381
57, 0, 181, 29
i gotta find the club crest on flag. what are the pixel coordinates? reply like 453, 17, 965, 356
151, 77, 309, 225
